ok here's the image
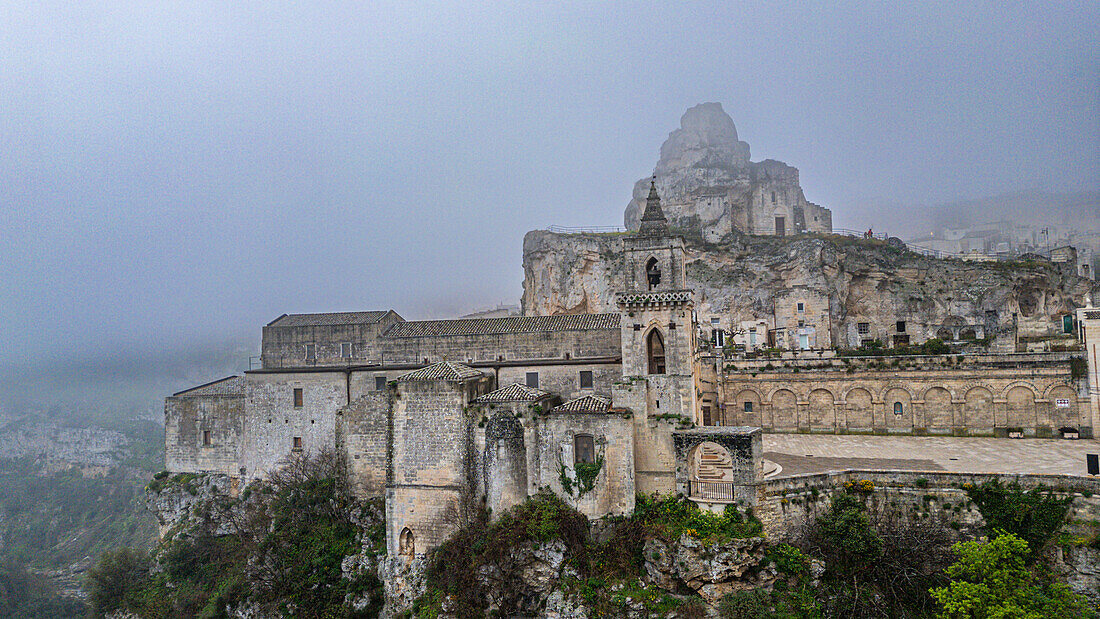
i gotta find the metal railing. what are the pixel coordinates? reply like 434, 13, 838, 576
689, 480, 736, 502
831, 227, 889, 241
547, 225, 626, 234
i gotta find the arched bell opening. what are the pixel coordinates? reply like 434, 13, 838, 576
647, 329, 666, 375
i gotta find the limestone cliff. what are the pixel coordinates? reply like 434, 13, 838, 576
522, 230, 1099, 349
624, 102, 832, 240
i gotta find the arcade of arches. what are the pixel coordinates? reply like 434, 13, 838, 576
723, 373, 1088, 437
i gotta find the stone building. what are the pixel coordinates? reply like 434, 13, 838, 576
165, 181, 1097, 565
166, 184, 761, 560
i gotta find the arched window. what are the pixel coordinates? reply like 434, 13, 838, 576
399, 527, 415, 556
574, 434, 595, 465
893, 401, 904, 416
645, 257, 661, 289
647, 329, 666, 375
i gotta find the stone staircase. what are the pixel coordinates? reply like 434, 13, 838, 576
694, 443, 734, 482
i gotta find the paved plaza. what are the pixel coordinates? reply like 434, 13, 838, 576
764, 434, 1100, 478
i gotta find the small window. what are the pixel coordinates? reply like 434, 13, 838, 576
574, 434, 595, 465
797, 320, 805, 328
579, 370, 593, 389
305, 344, 316, 360
857, 322, 870, 335
292, 436, 303, 451
375, 376, 387, 391
399, 527, 415, 556
526, 372, 539, 388
293, 388, 303, 408
702, 406, 712, 426
896, 321, 906, 333
341, 342, 352, 358
744, 401, 753, 412
202, 430, 212, 446
771, 191, 776, 204
893, 402, 904, 416
713, 329, 725, 348
796, 302, 805, 312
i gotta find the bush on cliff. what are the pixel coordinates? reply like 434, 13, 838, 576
803, 492, 954, 618
87, 451, 382, 619
931, 532, 1091, 619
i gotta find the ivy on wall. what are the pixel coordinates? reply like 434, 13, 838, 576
559, 456, 604, 498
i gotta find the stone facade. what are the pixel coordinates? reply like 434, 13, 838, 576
164, 376, 244, 475
721, 354, 1089, 437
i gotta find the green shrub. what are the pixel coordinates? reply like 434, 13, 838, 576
964, 480, 1073, 561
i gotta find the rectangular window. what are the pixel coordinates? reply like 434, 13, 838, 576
771, 191, 776, 204
896, 321, 906, 333
857, 322, 870, 335
797, 302, 805, 312
341, 342, 352, 358
713, 329, 725, 348
293, 388, 303, 408
797, 320, 805, 328
579, 370, 593, 389
305, 343, 316, 361
526, 372, 539, 388
574, 434, 595, 465
292, 437, 303, 451
744, 401, 753, 412
202, 430, 212, 446
702, 406, 712, 426
375, 376, 387, 391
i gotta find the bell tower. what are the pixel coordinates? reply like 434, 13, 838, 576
613, 178, 700, 494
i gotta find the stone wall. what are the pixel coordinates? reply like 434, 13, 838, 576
335, 391, 390, 498
536, 410, 636, 519
386, 376, 489, 558
241, 371, 348, 482
165, 392, 244, 475
379, 327, 620, 365
756, 469, 1100, 542
496, 361, 620, 401
261, 313, 403, 368
722, 358, 1089, 436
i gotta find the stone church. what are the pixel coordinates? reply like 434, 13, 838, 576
166, 182, 761, 560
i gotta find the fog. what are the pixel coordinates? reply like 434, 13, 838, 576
2, 2, 1097, 404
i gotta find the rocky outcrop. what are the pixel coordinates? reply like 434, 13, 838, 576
523, 229, 1099, 349
643, 534, 777, 604
624, 102, 831, 240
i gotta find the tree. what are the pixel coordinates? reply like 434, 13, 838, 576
930, 533, 1091, 619
86, 548, 151, 617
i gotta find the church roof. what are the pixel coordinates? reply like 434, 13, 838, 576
172, 376, 244, 397
397, 361, 485, 382
383, 313, 620, 338
555, 394, 612, 413
266, 310, 397, 328
638, 177, 669, 235
473, 383, 552, 403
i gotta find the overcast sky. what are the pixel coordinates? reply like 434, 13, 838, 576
2, 1, 1098, 373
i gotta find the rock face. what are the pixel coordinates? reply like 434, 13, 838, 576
624, 102, 832, 241
522, 230, 1099, 350
643, 534, 776, 604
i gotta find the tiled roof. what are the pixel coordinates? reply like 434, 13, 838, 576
555, 394, 612, 413
397, 362, 485, 382
383, 313, 620, 338
267, 310, 394, 328
173, 376, 244, 397
474, 383, 552, 403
